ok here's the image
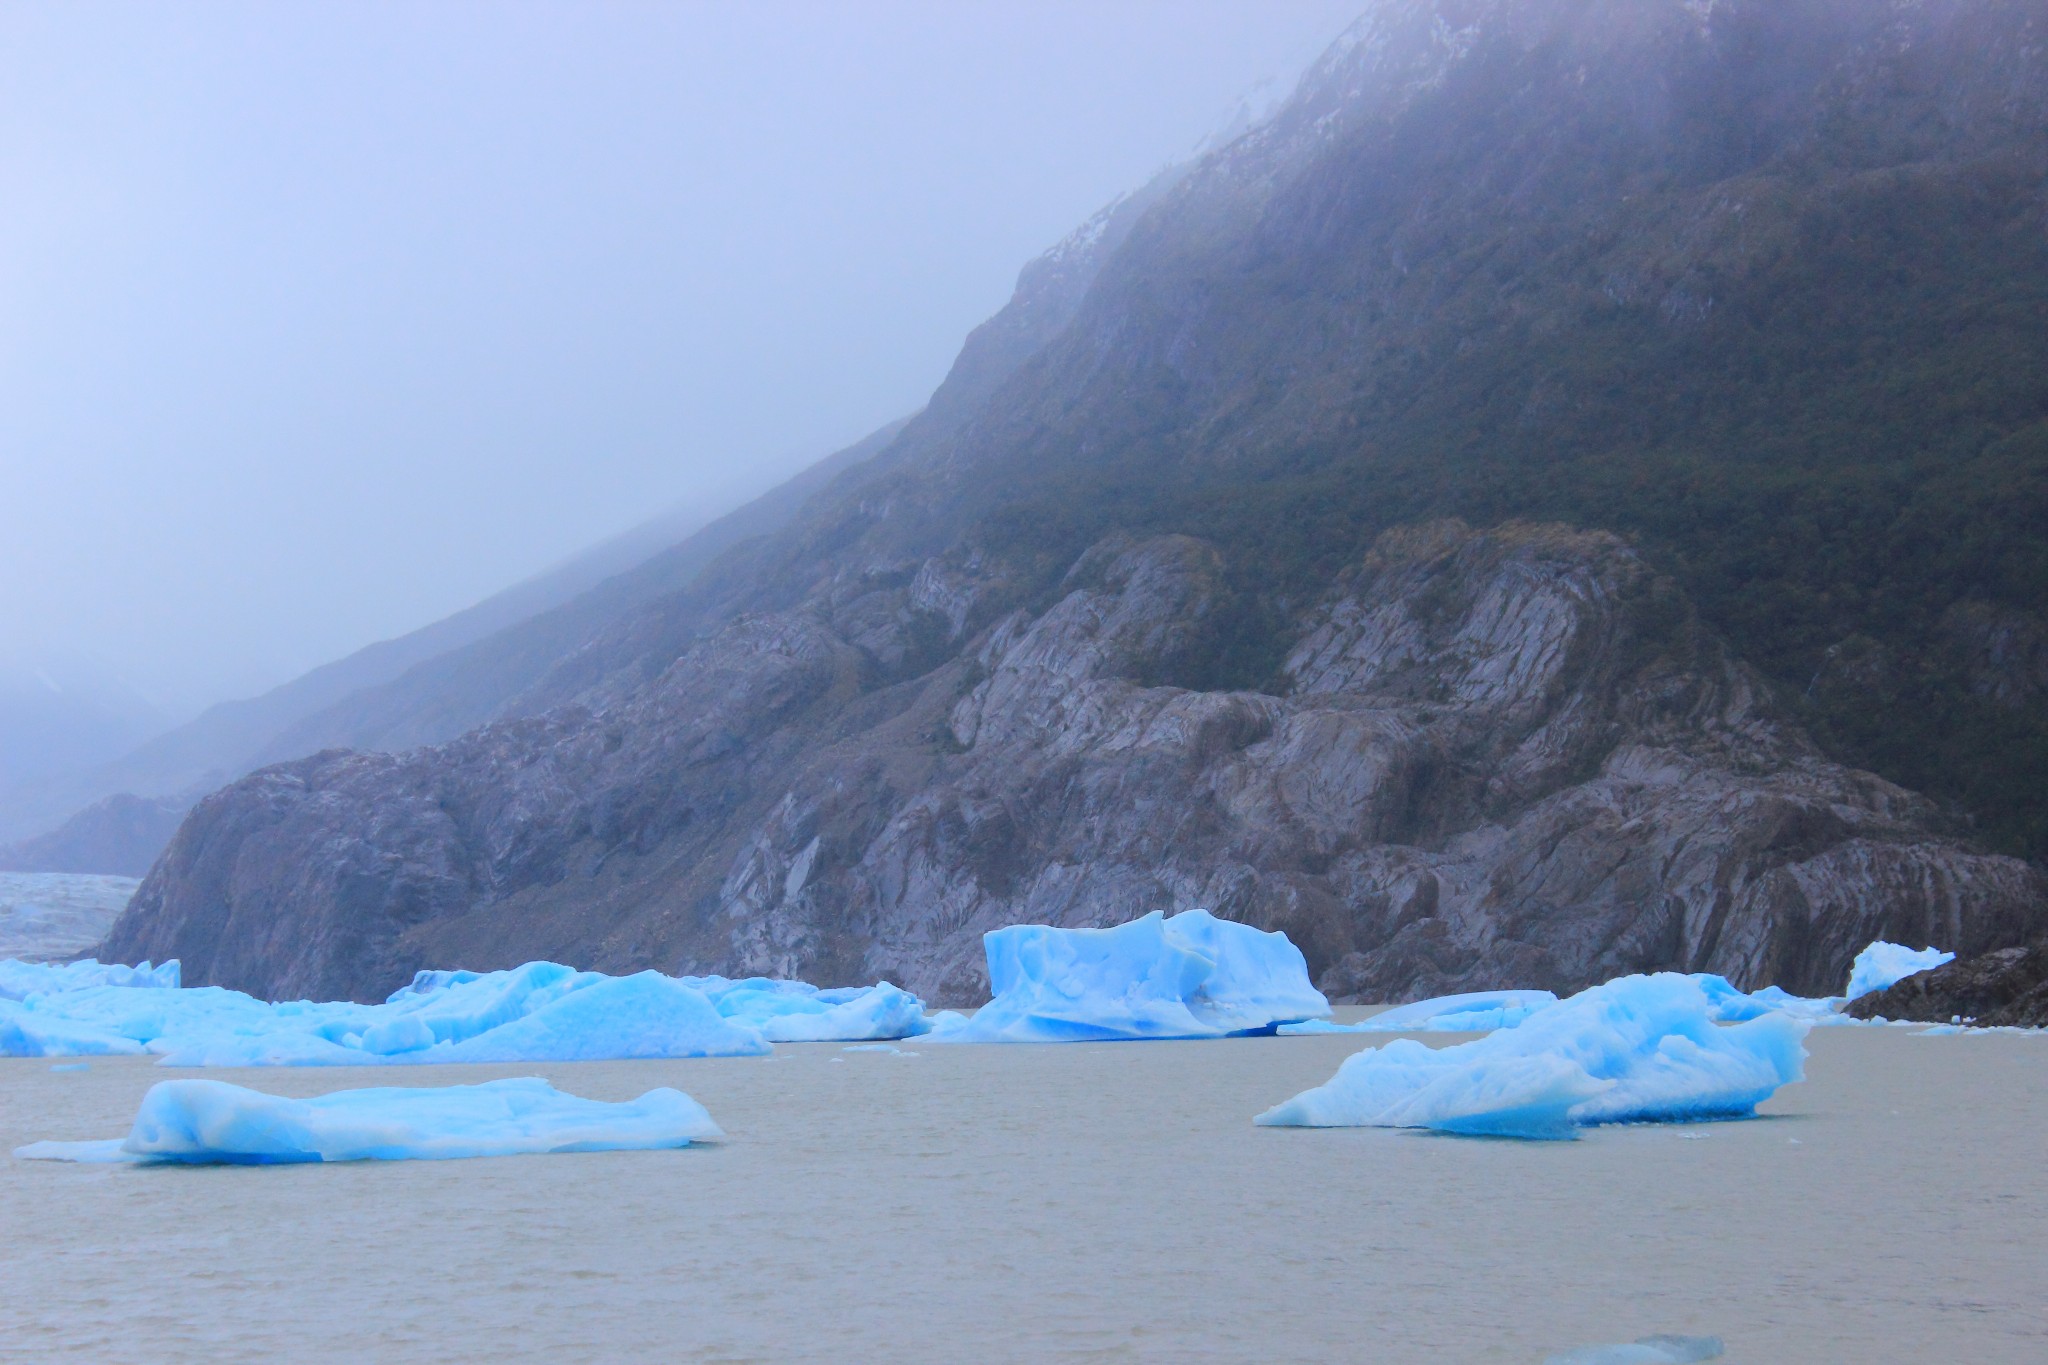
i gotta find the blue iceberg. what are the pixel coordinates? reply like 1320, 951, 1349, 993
0, 954, 936, 1063
0, 957, 179, 1001
0, 997, 155, 1057
151, 966, 773, 1065
929, 909, 1329, 1043
1279, 989, 1560, 1034
1256, 973, 1809, 1139
1843, 941, 1954, 1000
1273, 938, 1962, 1050
681, 975, 932, 1042
14, 1076, 719, 1164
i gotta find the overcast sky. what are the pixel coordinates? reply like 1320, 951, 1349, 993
1, 1, 1363, 716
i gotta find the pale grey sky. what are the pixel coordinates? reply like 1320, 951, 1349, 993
1, 1, 1363, 715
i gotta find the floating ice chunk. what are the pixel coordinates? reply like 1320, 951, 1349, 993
841, 1043, 914, 1055
1844, 942, 1954, 1000
1913, 1023, 2048, 1036
691, 978, 932, 1042
1156, 908, 1332, 1035
0, 999, 151, 1057
427, 972, 767, 1062
14, 1077, 719, 1165
931, 909, 1329, 1044
0, 956, 909, 1062
149, 1027, 378, 1068
1256, 973, 1808, 1140
1696, 975, 1891, 1027
49, 1062, 90, 1072
0, 957, 179, 1002
757, 987, 929, 1042
1545, 1335, 1724, 1365
1280, 989, 1560, 1034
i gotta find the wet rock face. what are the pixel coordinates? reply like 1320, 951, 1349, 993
1844, 943, 2048, 1028
102, 522, 2047, 1004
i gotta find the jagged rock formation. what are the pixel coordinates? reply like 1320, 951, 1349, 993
1846, 941, 2048, 1028
105, 523, 2044, 1002
103, 0, 2048, 1000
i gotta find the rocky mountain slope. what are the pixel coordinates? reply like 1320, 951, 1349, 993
0, 794, 187, 878
105, 0, 2048, 1000
106, 521, 2044, 1003
0, 420, 910, 862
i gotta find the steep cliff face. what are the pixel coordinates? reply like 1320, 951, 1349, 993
103, 0, 2048, 999
105, 523, 2044, 1002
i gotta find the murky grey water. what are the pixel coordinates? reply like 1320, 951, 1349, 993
2, 1022, 2043, 1363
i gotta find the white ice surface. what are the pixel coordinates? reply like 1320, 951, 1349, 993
1279, 989, 1559, 1034
14, 1076, 719, 1164
1257, 973, 1809, 1139
0, 955, 936, 1063
681, 976, 932, 1042
0, 956, 178, 1001
1283, 938, 1960, 1048
1843, 941, 1954, 1000
928, 909, 1329, 1043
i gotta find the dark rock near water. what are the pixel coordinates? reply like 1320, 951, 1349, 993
100, 0, 2048, 1001
103, 523, 2046, 1004
1845, 942, 2048, 1028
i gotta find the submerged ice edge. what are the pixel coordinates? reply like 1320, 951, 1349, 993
0, 959, 933, 1065
14, 1076, 721, 1165
0, 930, 1960, 1066
926, 909, 1331, 1045
1256, 973, 1811, 1141
1289, 936, 1965, 1042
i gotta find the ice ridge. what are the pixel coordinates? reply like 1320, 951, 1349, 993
1256, 973, 1808, 1139
0, 957, 930, 1064
928, 909, 1329, 1043
15, 1076, 719, 1164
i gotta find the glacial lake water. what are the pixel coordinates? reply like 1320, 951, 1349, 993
2, 1019, 2043, 1363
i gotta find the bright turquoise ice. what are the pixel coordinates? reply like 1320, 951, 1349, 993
0, 957, 178, 1001
682, 975, 931, 1042
929, 909, 1329, 1043
0, 957, 932, 1063
1843, 941, 1954, 1000
14, 1076, 719, 1164
1279, 989, 1560, 1034
1272, 938, 1961, 1048
1256, 973, 1809, 1139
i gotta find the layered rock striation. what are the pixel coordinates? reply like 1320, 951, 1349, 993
101, 0, 2048, 1000
104, 523, 2044, 1003
1844, 941, 2048, 1028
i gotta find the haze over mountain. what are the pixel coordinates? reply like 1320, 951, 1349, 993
106, 0, 2048, 1004
0, 420, 916, 868
1, 0, 1366, 716
2, 1, 1368, 867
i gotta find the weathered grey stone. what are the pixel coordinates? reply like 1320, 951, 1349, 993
103, 522, 2045, 1003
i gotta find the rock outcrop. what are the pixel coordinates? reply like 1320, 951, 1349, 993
98, 0, 2048, 1000
1844, 942, 2048, 1027
104, 523, 2045, 1003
